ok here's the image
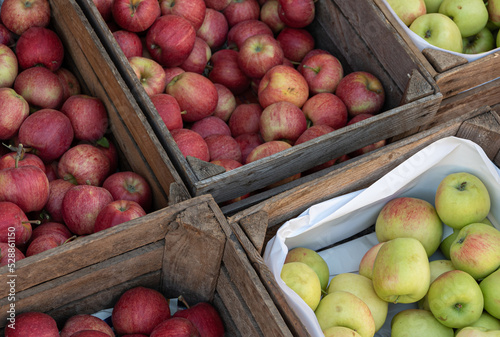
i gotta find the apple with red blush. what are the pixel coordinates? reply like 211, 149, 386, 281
129, 56, 167, 97
0, 201, 34, 247
259, 101, 307, 143
208, 49, 251, 95
171, 128, 210, 162
278, 0, 315, 28
190, 116, 232, 139
0, 88, 29, 140
30, 221, 73, 243
0, 0, 51, 36
111, 0, 161, 32
238, 34, 284, 79
0, 44, 18, 89
60, 314, 114, 337
205, 134, 242, 163
260, 0, 285, 34
223, 0, 260, 28
15, 26, 64, 71
0, 23, 16, 47
159, 0, 206, 31
227, 19, 273, 51
150, 93, 184, 132
235, 133, 263, 164
44, 179, 77, 223
102, 171, 153, 212
94, 199, 146, 232
196, 8, 229, 51
113, 30, 143, 58
302, 93, 348, 130
0, 242, 25, 266
205, 0, 231, 11
4, 311, 59, 337
14, 66, 65, 110
91, 137, 119, 175
299, 52, 344, 95
212, 83, 237, 122
0, 150, 45, 172
258, 64, 309, 108
150, 317, 200, 337
44, 161, 59, 181
179, 37, 212, 74
55, 67, 82, 102
25, 231, 71, 256
276, 27, 315, 63
228, 103, 262, 137
63, 331, 111, 337
163, 67, 185, 87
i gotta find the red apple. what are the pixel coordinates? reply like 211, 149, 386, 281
111, 0, 161, 32
299, 52, 344, 95
128, 56, 167, 97
238, 34, 284, 79
171, 128, 210, 162
65, 331, 111, 337
60, 314, 114, 337
234, 132, 263, 164
112, 286, 171, 336
58, 143, 111, 186
0, 201, 33, 247
210, 158, 242, 171
0, 43, 18, 89
15, 26, 64, 71
301, 92, 348, 130
222, 0, 260, 27
55, 67, 82, 102
61, 94, 109, 142
61, 185, 114, 235
179, 37, 212, 74
18, 108, 74, 163
204, 0, 231, 11
227, 19, 273, 51
93, 0, 114, 22
299, 48, 330, 68
113, 30, 143, 58
0, 87, 29, 140
44, 179, 76, 222
277, 0, 315, 28
14, 66, 65, 110
258, 64, 309, 108
0, 23, 16, 47
228, 103, 262, 137
260, 0, 285, 34
4, 311, 59, 337
276, 27, 315, 63
150, 93, 184, 131
259, 101, 307, 143
163, 67, 185, 87
94, 199, 146, 232
159, 0, 206, 31
166, 71, 218, 123
150, 317, 200, 337
102, 171, 153, 212
335, 71, 386, 117
208, 49, 251, 95
205, 134, 242, 162
173, 302, 225, 337
44, 161, 59, 181
347, 113, 386, 157
0, 0, 51, 36
30, 221, 73, 242
146, 14, 196, 68
212, 83, 236, 122
196, 8, 229, 51
0, 150, 45, 172
190, 116, 232, 139
295, 124, 337, 173
87, 137, 119, 175
25, 231, 70, 256
0, 242, 25, 266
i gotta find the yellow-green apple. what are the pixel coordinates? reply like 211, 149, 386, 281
15, 26, 64, 71
13, 66, 65, 110
260, 0, 285, 34
208, 49, 251, 95
0, 0, 51, 36
0, 150, 45, 172
205, 0, 231, 11
60, 314, 115, 337
280, 261, 322, 311
463, 27, 495, 54
25, 230, 70, 256
58, 143, 111, 186
112, 286, 171, 335
129, 56, 166, 97
358, 242, 385, 280
196, 8, 229, 51
450, 223, 500, 280
425, 0, 444, 13
295, 125, 337, 173
159, 0, 206, 31
0, 88, 29, 140
146, 15, 196, 68
228, 103, 262, 137
93, 0, 113, 22
427, 270, 484, 328
439, 0, 489, 37
323, 326, 362, 337
409, 13, 463, 52
277, 0, 315, 29
212, 83, 236, 122
150, 317, 199, 337
440, 228, 459, 259
375, 197, 443, 256
4, 312, 59, 336
457, 311, 500, 333
179, 37, 212, 75
44, 179, 76, 223
335, 71, 385, 118
346, 114, 387, 157
481, 268, 500, 319
276, 27, 315, 63
170, 128, 210, 162
18, 108, 74, 163
172, 301, 225, 337
0, 201, 33, 247
55, 67, 82, 102
0, 242, 25, 267
238, 34, 284, 79
259, 101, 308, 143
299, 53, 344, 95
258, 64, 309, 108
111, 0, 160, 32
102, 171, 153, 212
435, 172, 491, 230
0, 44, 18, 89
204, 134, 242, 162
227, 19, 273, 51
150, 93, 184, 132
456, 327, 500, 337
418, 259, 455, 310
284, 247, 330, 292
391, 309, 455, 337
387, 0, 426, 26
222, 0, 260, 28
315, 290, 376, 337
372, 237, 430, 303
327, 273, 388, 332
301, 93, 348, 130
234, 132, 264, 164
94, 199, 146, 233
113, 30, 143, 58
166, 71, 218, 123
191, 116, 232, 139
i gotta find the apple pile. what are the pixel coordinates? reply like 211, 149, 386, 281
93, 0, 387, 199
3, 286, 226, 336
0, 0, 154, 264
280, 171, 500, 337
387, 0, 500, 54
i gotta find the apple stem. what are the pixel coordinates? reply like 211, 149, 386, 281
63, 235, 78, 245
22, 220, 41, 225
177, 295, 191, 309
301, 64, 319, 74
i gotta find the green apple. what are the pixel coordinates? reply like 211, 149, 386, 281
440, 229, 460, 259
488, 0, 500, 26
456, 327, 500, 337
326, 273, 388, 332
463, 27, 496, 54
280, 262, 322, 311
425, 0, 444, 13
497, 30, 500, 48
387, 0, 427, 26
434, 172, 491, 230
456, 311, 500, 333
450, 223, 500, 280
315, 290, 376, 337
409, 13, 463, 53
372, 237, 430, 304
439, 0, 489, 37
323, 326, 362, 337
284, 247, 330, 292
480, 268, 500, 319
418, 259, 455, 310
358, 242, 385, 280
391, 309, 455, 337
428, 269, 484, 328
375, 197, 443, 256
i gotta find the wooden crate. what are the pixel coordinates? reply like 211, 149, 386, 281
76, 0, 442, 210
226, 107, 500, 336
0, 194, 295, 337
